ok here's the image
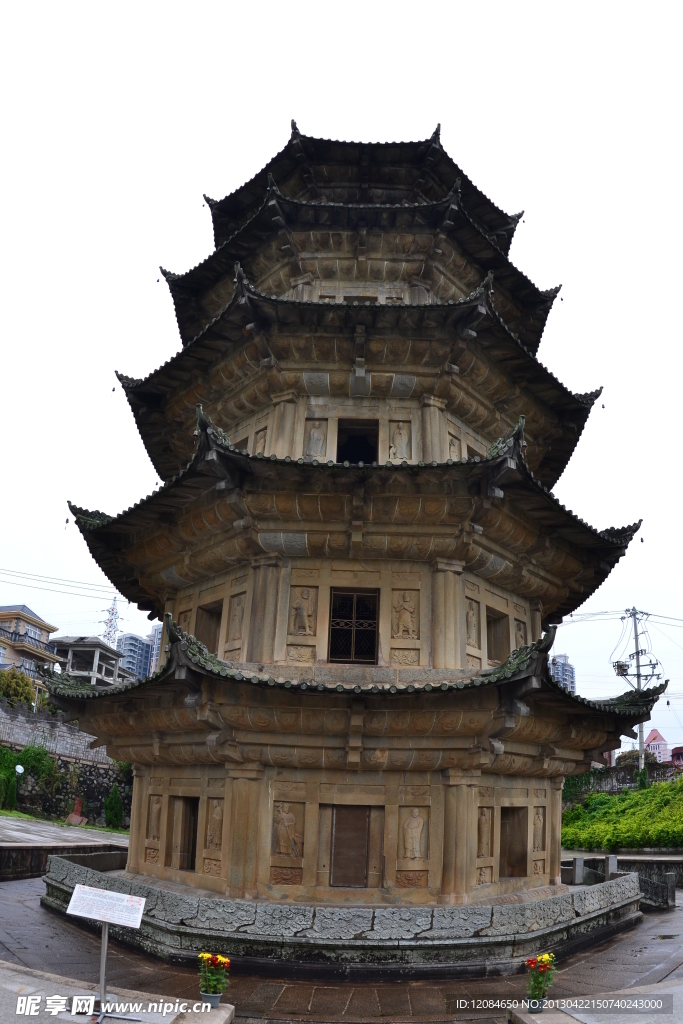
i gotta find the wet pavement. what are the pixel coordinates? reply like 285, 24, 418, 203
1, 877, 683, 1022
0, 816, 128, 846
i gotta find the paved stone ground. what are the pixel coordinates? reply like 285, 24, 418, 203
1, 878, 683, 1022
0, 816, 128, 846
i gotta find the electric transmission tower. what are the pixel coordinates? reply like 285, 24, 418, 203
612, 607, 662, 771
101, 596, 120, 649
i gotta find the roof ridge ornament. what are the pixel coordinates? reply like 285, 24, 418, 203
195, 403, 231, 447
291, 119, 299, 137
486, 415, 527, 460
431, 123, 441, 144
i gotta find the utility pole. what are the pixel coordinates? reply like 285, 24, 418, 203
630, 607, 644, 771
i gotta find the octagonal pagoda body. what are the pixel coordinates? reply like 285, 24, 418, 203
55, 126, 662, 912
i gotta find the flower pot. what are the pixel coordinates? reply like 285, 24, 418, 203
528, 997, 545, 1013
200, 992, 222, 1008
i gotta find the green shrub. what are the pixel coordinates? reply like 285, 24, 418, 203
0, 668, 35, 708
562, 779, 683, 850
5, 775, 17, 810
104, 783, 124, 829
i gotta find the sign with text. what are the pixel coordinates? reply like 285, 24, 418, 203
66, 884, 145, 929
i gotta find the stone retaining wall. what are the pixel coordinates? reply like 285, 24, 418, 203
0, 699, 111, 764
42, 856, 642, 978
18, 757, 132, 824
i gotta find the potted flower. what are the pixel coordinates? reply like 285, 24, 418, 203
525, 952, 555, 1013
198, 951, 230, 1007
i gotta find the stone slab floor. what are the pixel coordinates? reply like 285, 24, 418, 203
1, 878, 683, 1023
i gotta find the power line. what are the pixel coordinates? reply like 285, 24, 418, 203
0, 578, 121, 602
0, 567, 117, 593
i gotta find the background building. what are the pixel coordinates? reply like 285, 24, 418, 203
550, 654, 576, 693
645, 728, 669, 763
51, 636, 131, 686
0, 605, 60, 682
116, 632, 153, 680
148, 623, 163, 673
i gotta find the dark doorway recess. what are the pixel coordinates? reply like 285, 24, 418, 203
499, 806, 528, 878
329, 589, 379, 664
330, 805, 370, 887
195, 601, 223, 654
165, 796, 199, 872
336, 420, 379, 464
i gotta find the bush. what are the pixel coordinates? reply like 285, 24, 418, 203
562, 779, 683, 850
616, 748, 658, 767
104, 783, 124, 829
5, 775, 17, 810
0, 668, 35, 708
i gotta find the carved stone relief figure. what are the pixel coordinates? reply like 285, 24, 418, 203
228, 593, 245, 643
477, 865, 492, 884
274, 802, 304, 857
304, 419, 327, 458
392, 590, 418, 638
466, 600, 480, 648
148, 796, 161, 841
477, 807, 491, 858
533, 807, 545, 852
205, 798, 224, 851
448, 434, 461, 460
389, 421, 411, 460
253, 427, 267, 455
178, 610, 192, 631
402, 808, 425, 859
533, 859, 544, 876
289, 586, 317, 635
515, 619, 527, 649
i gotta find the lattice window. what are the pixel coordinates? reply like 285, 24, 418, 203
328, 589, 378, 664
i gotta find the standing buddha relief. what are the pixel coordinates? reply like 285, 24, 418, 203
304, 419, 327, 458
515, 619, 527, 650
228, 593, 246, 643
206, 798, 224, 851
392, 590, 419, 639
466, 600, 480, 648
147, 795, 161, 841
533, 807, 545, 852
477, 807, 492, 859
402, 807, 426, 859
288, 587, 318, 636
389, 421, 411, 460
274, 802, 304, 858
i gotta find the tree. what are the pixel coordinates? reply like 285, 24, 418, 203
0, 668, 35, 708
616, 749, 658, 768
103, 783, 124, 829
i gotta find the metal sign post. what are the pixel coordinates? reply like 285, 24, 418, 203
67, 885, 146, 1023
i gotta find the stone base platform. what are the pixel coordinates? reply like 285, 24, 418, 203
42, 854, 642, 980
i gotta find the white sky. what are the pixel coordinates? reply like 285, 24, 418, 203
1, 3, 681, 740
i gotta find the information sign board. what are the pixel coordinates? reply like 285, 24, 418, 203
66, 885, 145, 929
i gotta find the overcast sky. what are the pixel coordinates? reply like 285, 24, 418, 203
1, 2, 681, 741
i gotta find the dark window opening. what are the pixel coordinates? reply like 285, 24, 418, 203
194, 600, 223, 655
329, 589, 378, 664
165, 796, 199, 872
499, 806, 528, 878
336, 420, 378, 464
486, 609, 510, 666
330, 805, 370, 887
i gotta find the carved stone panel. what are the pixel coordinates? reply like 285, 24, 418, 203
466, 599, 480, 648
391, 648, 419, 666
145, 847, 159, 864
533, 859, 545, 876
205, 798, 224, 851
253, 427, 267, 455
272, 801, 305, 858
389, 421, 411, 460
203, 858, 221, 876
533, 806, 545, 853
514, 619, 527, 649
271, 867, 303, 885
304, 419, 328, 458
178, 609, 192, 632
476, 865, 492, 885
288, 586, 318, 636
287, 644, 316, 663
396, 870, 428, 888
392, 590, 419, 639
477, 806, 492, 859
228, 593, 246, 643
400, 806, 428, 860
448, 433, 461, 460
147, 796, 161, 841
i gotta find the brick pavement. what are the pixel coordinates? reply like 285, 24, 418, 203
1, 878, 682, 1022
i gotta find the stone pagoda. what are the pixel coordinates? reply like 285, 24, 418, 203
46, 125, 664, 969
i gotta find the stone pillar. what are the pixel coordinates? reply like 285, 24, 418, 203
421, 396, 447, 463
127, 768, 144, 874
431, 559, 465, 668
440, 770, 480, 903
246, 555, 282, 664
548, 777, 563, 885
267, 391, 298, 458
226, 767, 264, 898
530, 600, 543, 642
